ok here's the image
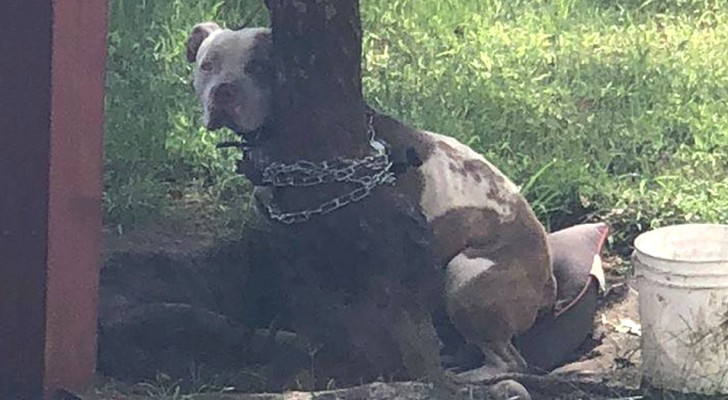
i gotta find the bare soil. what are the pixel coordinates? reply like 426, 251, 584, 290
89, 201, 723, 400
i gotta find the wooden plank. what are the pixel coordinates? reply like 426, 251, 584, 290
0, 1, 108, 398
44, 0, 108, 396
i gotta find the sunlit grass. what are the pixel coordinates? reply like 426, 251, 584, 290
361, 0, 728, 236
106, 0, 728, 242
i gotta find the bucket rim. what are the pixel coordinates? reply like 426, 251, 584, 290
634, 223, 728, 264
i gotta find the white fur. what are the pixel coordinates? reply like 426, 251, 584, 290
418, 131, 520, 222
446, 253, 496, 293
193, 27, 271, 133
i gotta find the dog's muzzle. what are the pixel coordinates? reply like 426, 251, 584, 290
207, 83, 241, 131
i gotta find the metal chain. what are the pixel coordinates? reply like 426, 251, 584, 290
261, 110, 397, 224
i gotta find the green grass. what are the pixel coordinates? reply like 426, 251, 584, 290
106, 0, 728, 245
104, 0, 267, 226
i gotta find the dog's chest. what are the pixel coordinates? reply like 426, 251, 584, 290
414, 131, 520, 223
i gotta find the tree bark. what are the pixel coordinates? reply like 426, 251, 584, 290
263, 0, 369, 162
256, 1, 447, 388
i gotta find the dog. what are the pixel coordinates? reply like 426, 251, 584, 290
186, 23, 557, 388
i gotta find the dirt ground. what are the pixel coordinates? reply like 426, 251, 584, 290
88, 203, 719, 400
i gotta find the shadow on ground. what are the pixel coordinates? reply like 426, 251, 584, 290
91, 209, 725, 400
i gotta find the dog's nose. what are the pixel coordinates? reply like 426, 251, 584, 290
212, 83, 237, 103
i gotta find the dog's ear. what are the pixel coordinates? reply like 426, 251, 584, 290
390, 146, 423, 175
406, 147, 423, 167
186, 22, 221, 63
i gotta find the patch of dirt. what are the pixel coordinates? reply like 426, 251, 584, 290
103, 194, 246, 259
92, 204, 723, 400
548, 257, 642, 388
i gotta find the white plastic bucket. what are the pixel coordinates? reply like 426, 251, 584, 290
633, 224, 728, 394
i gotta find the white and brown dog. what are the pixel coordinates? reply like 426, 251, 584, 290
186, 23, 558, 385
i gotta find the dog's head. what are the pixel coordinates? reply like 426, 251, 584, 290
186, 22, 273, 134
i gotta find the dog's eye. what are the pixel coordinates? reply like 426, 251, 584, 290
246, 59, 273, 81
246, 60, 263, 74
200, 61, 213, 72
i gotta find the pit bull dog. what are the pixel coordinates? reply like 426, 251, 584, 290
186, 23, 557, 387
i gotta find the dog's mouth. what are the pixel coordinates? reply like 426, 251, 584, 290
212, 111, 266, 151
207, 105, 245, 132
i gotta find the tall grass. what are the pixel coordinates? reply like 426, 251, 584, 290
106, 0, 728, 242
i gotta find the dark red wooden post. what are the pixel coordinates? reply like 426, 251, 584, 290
0, 1, 108, 398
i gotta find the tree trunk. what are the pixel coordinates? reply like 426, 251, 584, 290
263, 0, 369, 163
256, 1, 447, 388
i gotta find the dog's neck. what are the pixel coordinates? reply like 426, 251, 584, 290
257, 105, 373, 165
248, 107, 374, 172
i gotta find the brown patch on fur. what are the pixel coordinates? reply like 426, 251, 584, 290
487, 177, 510, 204
462, 160, 485, 180
432, 137, 510, 194
435, 140, 462, 160
429, 207, 503, 267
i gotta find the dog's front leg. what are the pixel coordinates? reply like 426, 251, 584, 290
387, 302, 461, 397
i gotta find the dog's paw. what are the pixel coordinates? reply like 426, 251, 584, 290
488, 379, 532, 400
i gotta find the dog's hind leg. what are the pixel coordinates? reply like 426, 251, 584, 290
443, 247, 555, 382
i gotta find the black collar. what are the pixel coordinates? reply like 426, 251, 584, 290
215, 122, 269, 151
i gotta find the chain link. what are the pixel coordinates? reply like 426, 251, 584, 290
260, 110, 397, 224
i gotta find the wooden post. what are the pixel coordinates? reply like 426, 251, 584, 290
0, 1, 108, 398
